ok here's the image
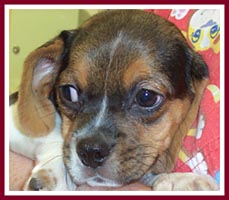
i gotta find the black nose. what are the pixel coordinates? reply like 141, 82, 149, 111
76, 134, 113, 169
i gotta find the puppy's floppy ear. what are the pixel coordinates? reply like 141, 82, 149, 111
186, 47, 209, 85
17, 30, 76, 137
152, 47, 209, 174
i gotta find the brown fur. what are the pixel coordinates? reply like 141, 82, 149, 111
17, 39, 64, 137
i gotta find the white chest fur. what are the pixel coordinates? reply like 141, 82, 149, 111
9, 103, 62, 159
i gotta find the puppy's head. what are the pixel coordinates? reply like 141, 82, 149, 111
17, 10, 209, 187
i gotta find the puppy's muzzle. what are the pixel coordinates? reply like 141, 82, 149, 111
76, 131, 115, 169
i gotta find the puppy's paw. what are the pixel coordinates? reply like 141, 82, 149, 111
24, 169, 56, 191
152, 173, 219, 191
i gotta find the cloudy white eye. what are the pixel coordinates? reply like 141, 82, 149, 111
59, 85, 79, 103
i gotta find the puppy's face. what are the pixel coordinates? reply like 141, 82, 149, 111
17, 10, 209, 187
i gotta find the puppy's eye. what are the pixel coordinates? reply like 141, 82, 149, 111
136, 89, 163, 108
59, 85, 79, 103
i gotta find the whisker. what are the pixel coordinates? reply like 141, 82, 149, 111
18, 109, 57, 122
39, 154, 63, 168
44, 141, 63, 145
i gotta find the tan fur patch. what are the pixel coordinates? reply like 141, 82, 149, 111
122, 59, 152, 90
61, 115, 73, 139
18, 39, 64, 137
69, 61, 89, 89
122, 59, 172, 95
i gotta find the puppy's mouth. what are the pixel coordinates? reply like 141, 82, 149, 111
69, 163, 122, 188
85, 173, 122, 187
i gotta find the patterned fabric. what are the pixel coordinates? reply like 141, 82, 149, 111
147, 9, 220, 185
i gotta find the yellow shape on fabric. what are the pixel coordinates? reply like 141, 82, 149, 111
187, 128, 196, 136
178, 149, 189, 163
207, 84, 220, 103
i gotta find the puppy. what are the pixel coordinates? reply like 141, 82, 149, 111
9, 10, 218, 191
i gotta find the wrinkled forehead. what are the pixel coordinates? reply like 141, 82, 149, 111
67, 31, 167, 98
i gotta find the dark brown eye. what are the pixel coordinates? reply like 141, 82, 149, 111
59, 85, 79, 103
136, 89, 163, 108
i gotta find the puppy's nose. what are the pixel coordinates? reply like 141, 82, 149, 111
76, 134, 113, 169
